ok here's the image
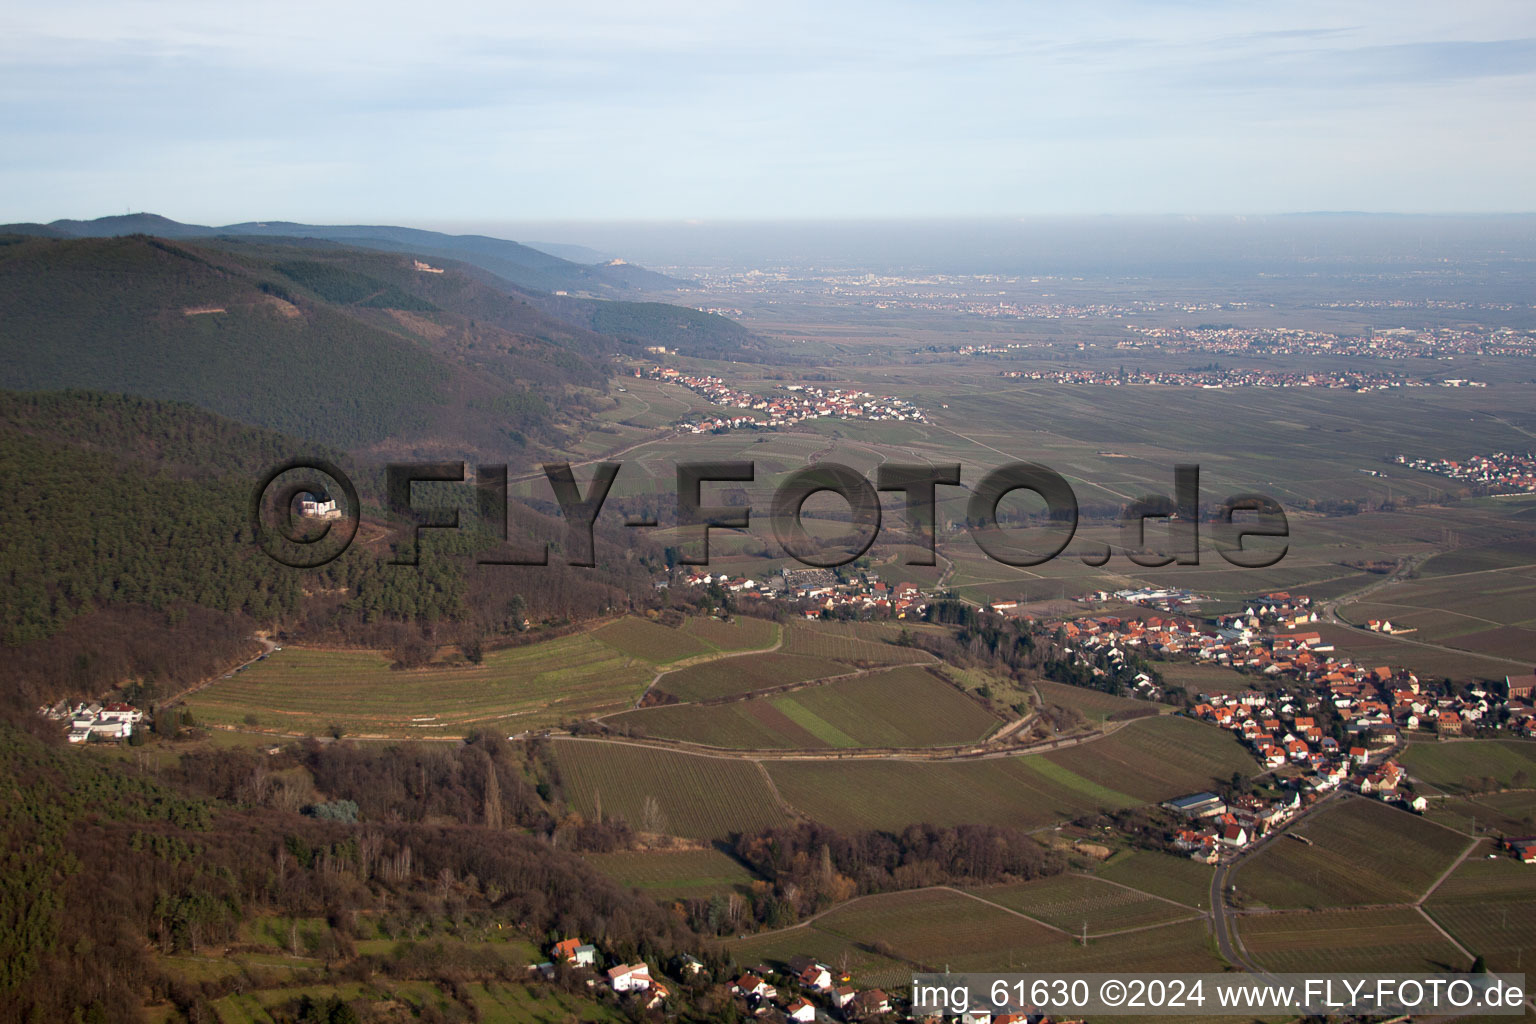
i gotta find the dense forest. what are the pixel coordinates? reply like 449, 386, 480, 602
0, 720, 705, 1023
0, 390, 667, 704
0, 235, 452, 448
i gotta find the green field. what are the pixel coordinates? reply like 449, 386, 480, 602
1237, 906, 1471, 972
190, 634, 654, 736
1425, 839, 1536, 974
610, 666, 999, 750
1400, 740, 1536, 794
767, 748, 1139, 832
1039, 715, 1258, 803
1094, 849, 1215, 909
592, 616, 711, 663
583, 847, 759, 900
679, 615, 779, 652
973, 873, 1200, 935
552, 738, 792, 840
1234, 798, 1470, 908
652, 652, 849, 701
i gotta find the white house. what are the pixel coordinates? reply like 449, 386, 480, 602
786, 997, 817, 1022
298, 495, 341, 519
607, 963, 651, 992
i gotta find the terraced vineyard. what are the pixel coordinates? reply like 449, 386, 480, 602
552, 739, 792, 840
1237, 906, 1470, 972
1234, 797, 1471, 908
766, 748, 1138, 831
610, 666, 999, 749
190, 634, 653, 736
652, 652, 849, 702
974, 874, 1200, 934
1040, 715, 1257, 802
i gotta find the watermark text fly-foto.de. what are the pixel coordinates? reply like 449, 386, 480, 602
252, 459, 1289, 570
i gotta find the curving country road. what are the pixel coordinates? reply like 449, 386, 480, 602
1207, 790, 1347, 974
1321, 554, 1534, 669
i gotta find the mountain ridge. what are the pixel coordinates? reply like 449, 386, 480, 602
11, 212, 685, 296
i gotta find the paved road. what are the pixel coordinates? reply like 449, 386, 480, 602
1208, 790, 1348, 973
1320, 553, 1532, 669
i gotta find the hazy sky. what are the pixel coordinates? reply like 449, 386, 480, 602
4, 1, 1535, 223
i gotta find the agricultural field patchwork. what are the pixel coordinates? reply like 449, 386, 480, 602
1237, 907, 1470, 972
609, 666, 1000, 749
190, 634, 653, 737
1019, 918, 1225, 974
732, 888, 1223, 983
1040, 715, 1258, 803
973, 873, 1201, 935
1234, 798, 1471, 908
1424, 839, 1536, 974
1094, 850, 1215, 909
767, 747, 1138, 832
800, 887, 1063, 971
551, 738, 792, 840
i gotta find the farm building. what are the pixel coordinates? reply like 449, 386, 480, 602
1165, 792, 1227, 818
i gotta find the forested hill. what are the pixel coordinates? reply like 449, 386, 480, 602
0, 231, 782, 450
0, 233, 604, 452
536, 292, 793, 363
0, 389, 342, 478
0, 390, 664, 704
23, 212, 684, 295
